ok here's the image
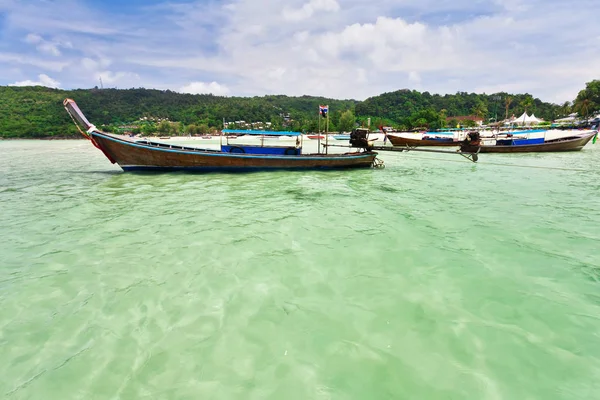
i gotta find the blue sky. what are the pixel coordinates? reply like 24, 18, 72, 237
0, 0, 598, 102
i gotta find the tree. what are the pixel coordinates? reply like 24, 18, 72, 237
406, 109, 441, 130
0, 86, 569, 138
413, 118, 428, 128
141, 123, 156, 136
504, 96, 513, 120
198, 124, 209, 134
270, 116, 283, 131
462, 119, 478, 128
171, 121, 183, 135
185, 124, 198, 135
470, 101, 488, 119
157, 120, 171, 134
520, 95, 534, 115
560, 101, 572, 117
448, 118, 459, 128
439, 109, 448, 128
574, 80, 600, 118
575, 97, 592, 118
338, 110, 356, 132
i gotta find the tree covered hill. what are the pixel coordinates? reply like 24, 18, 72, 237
0, 86, 357, 138
0, 81, 598, 138
357, 90, 559, 129
355, 80, 600, 130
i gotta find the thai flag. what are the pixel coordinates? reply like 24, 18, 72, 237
319, 105, 328, 118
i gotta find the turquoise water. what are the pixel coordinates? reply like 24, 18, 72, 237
1, 139, 600, 399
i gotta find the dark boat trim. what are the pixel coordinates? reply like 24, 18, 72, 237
120, 164, 373, 172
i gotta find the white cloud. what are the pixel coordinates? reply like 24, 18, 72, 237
24, 33, 42, 44
283, 0, 340, 21
9, 73, 60, 88
0, 52, 69, 71
37, 42, 61, 56
23, 33, 72, 56
81, 57, 112, 71
179, 81, 230, 96
1, 0, 599, 102
408, 71, 421, 84
98, 71, 139, 85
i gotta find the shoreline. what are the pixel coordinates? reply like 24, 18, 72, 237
0, 136, 85, 140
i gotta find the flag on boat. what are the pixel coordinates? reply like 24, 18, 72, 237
319, 105, 328, 118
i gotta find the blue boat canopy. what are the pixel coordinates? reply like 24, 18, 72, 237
222, 129, 301, 136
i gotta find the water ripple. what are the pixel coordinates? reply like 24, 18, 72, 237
1, 140, 600, 398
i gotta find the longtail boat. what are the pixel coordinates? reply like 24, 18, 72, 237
386, 134, 459, 147
63, 99, 378, 172
478, 131, 597, 153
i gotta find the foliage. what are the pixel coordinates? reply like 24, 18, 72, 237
0, 83, 595, 138
0, 87, 356, 138
574, 80, 600, 118
355, 89, 564, 128
338, 110, 356, 132
519, 95, 534, 114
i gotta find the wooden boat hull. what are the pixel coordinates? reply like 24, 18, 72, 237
387, 134, 459, 147
479, 132, 596, 153
91, 131, 377, 172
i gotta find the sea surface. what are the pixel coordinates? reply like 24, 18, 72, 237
1, 138, 600, 399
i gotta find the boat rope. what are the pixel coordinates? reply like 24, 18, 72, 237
372, 157, 385, 169
398, 154, 592, 172
65, 106, 90, 140
65, 105, 117, 164
478, 161, 590, 172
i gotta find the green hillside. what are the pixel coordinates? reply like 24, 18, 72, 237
0, 80, 598, 138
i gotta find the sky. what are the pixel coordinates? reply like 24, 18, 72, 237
0, 0, 598, 102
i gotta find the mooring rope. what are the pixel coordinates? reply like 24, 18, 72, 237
65, 107, 90, 140
396, 154, 593, 172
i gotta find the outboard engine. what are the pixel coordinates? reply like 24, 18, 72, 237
460, 131, 481, 153
350, 128, 372, 150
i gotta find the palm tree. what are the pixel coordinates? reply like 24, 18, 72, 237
520, 96, 534, 115
561, 101, 572, 117
504, 96, 513, 120
576, 98, 591, 118
471, 102, 488, 119
574, 91, 593, 118
439, 108, 447, 128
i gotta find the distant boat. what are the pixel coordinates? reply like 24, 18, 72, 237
387, 134, 459, 147
63, 99, 378, 172
307, 135, 325, 140
479, 131, 597, 153
333, 134, 350, 140
200, 135, 212, 139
